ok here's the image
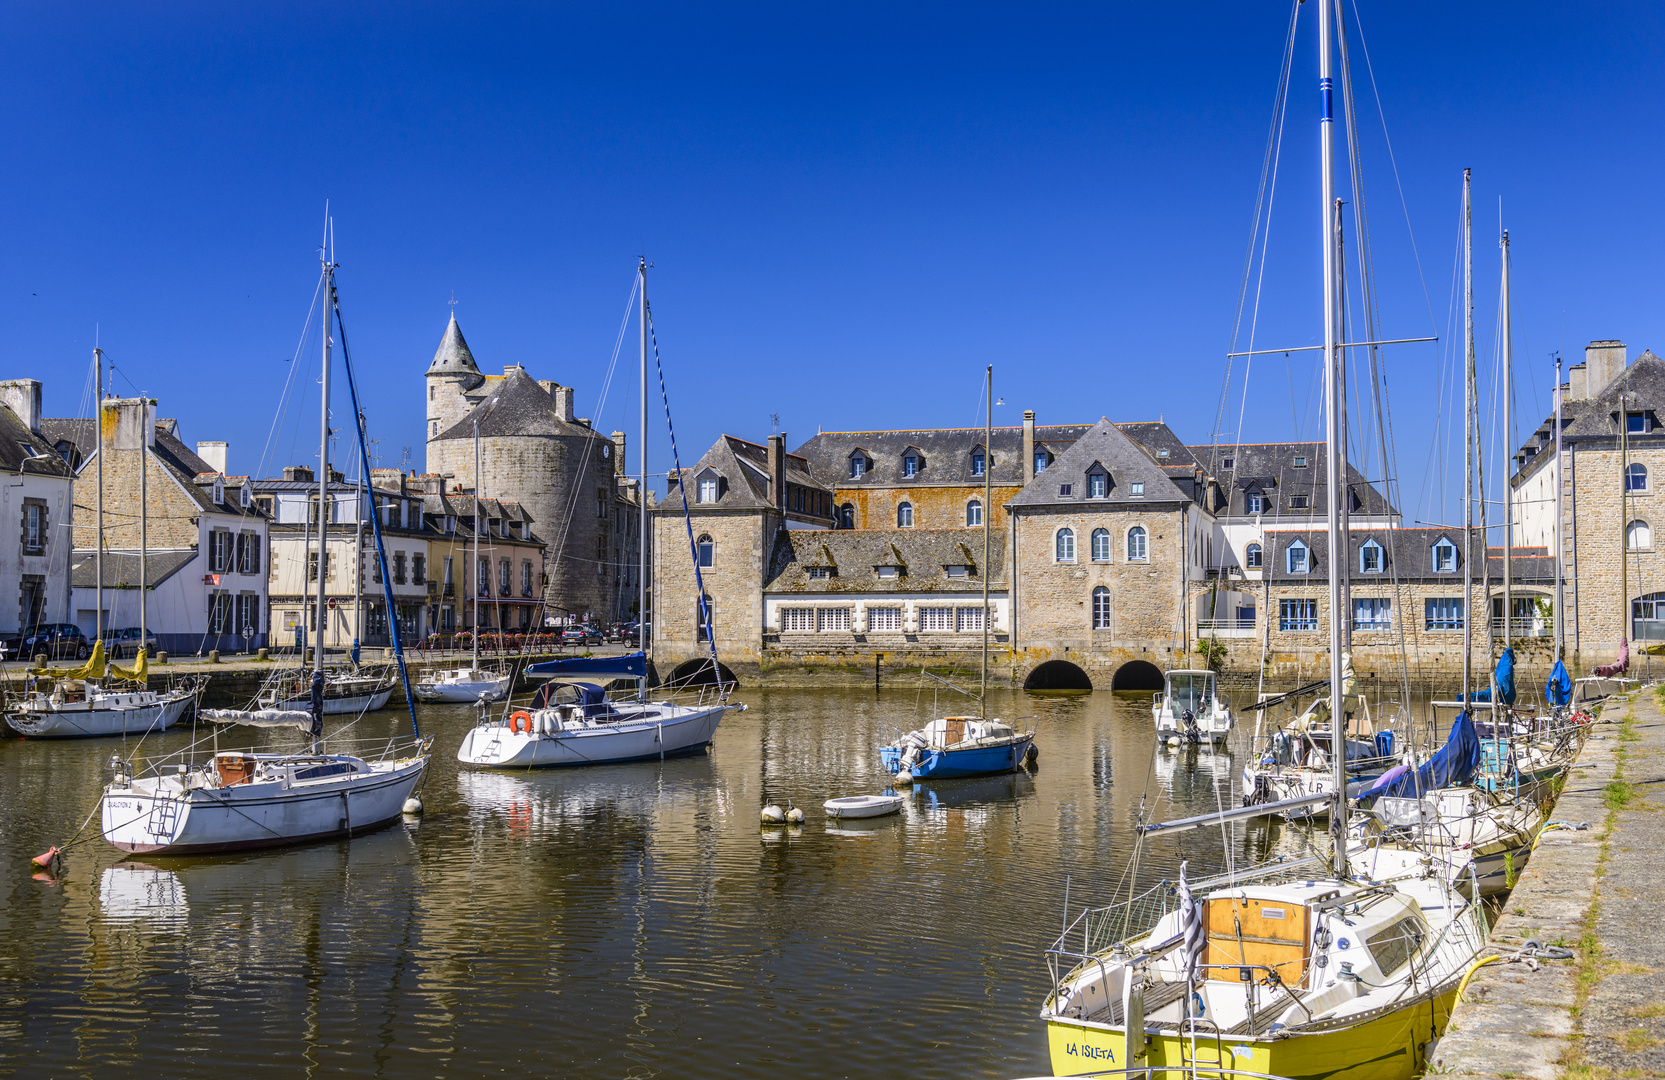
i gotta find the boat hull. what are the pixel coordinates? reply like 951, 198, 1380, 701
263, 689, 393, 715
1045, 984, 1458, 1080
881, 735, 1033, 779
413, 680, 509, 703
456, 704, 727, 768
7, 692, 196, 739
101, 759, 426, 855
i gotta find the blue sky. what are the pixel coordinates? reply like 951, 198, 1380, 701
6, 2, 1661, 529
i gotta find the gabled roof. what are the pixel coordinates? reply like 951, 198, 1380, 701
1260, 528, 1552, 583
44, 417, 261, 517
1514, 349, 1665, 482
1188, 441, 1397, 519
792, 424, 1092, 487
1007, 418, 1188, 508
765, 527, 1008, 593
425, 313, 482, 382
665, 435, 832, 513
433, 368, 596, 441
70, 549, 198, 589
0, 407, 73, 477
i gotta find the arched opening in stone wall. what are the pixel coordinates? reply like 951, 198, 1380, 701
1110, 659, 1164, 692
666, 658, 738, 688
1024, 660, 1093, 691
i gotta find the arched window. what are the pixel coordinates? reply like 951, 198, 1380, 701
966, 500, 982, 527
1055, 528, 1075, 562
897, 502, 914, 527
1092, 586, 1112, 629
1287, 539, 1310, 574
1628, 519, 1652, 551
1091, 528, 1111, 561
839, 503, 855, 529
1245, 542, 1263, 568
1126, 526, 1148, 562
696, 534, 714, 568
1628, 463, 1648, 492
1359, 539, 1384, 573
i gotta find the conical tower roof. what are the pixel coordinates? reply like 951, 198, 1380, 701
426, 313, 480, 376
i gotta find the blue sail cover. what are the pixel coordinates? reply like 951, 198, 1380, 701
1546, 659, 1572, 707
526, 651, 647, 682
1358, 710, 1480, 802
1466, 648, 1517, 705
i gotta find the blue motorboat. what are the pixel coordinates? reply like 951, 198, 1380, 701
881, 715, 1036, 780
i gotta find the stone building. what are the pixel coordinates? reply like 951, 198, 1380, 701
418, 476, 546, 635
0, 380, 75, 639
424, 314, 639, 625
45, 398, 269, 655
1513, 340, 1665, 666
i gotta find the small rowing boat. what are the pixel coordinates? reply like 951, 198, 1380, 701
823, 794, 903, 819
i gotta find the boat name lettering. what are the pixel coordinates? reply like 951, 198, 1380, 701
1063, 1043, 1115, 1062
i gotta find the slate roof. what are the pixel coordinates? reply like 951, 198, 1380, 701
70, 549, 198, 589
44, 418, 262, 518
1261, 528, 1554, 585
1188, 441, 1397, 519
792, 423, 1092, 488
664, 435, 831, 515
425, 313, 483, 383
0, 406, 74, 477
433, 368, 597, 442
1007, 418, 1190, 508
1513, 349, 1665, 482
764, 527, 1007, 593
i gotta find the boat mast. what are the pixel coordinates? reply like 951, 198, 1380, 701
1501, 230, 1513, 653
473, 418, 481, 671
1319, 0, 1348, 877
1620, 391, 1630, 645
1462, 168, 1474, 701
312, 252, 334, 745
1554, 354, 1565, 657
981, 364, 992, 710
638, 257, 650, 698
354, 421, 364, 664
94, 349, 105, 651
139, 395, 146, 656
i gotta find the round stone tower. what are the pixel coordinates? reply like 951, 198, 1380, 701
424, 314, 484, 467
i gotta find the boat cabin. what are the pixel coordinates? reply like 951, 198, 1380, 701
921, 716, 1014, 748
1159, 670, 1218, 716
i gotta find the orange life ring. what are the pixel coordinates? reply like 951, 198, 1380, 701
510, 711, 533, 734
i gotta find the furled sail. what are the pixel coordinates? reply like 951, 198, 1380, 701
46, 640, 107, 680
110, 648, 148, 683
200, 708, 315, 730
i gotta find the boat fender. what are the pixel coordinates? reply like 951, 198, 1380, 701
509, 711, 533, 734
402, 796, 424, 815
760, 804, 786, 824
785, 805, 805, 824
894, 770, 914, 786
1024, 744, 1039, 766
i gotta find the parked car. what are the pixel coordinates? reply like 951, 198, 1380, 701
559, 627, 588, 646
608, 621, 640, 646
108, 627, 160, 659
580, 624, 604, 645
22, 624, 90, 661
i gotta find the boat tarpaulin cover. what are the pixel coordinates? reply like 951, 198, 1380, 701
201, 708, 315, 731
1357, 710, 1480, 802
1546, 659, 1572, 708
526, 651, 647, 683
1594, 637, 1629, 678
1467, 647, 1516, 705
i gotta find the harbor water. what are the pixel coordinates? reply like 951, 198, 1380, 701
1, 685, 1309, 1078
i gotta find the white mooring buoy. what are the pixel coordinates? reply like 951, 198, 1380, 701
761, 804, 786, 824
403, 796, 424, 815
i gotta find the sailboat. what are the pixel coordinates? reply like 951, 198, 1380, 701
7, 358, 206, 738
456, 260, 743, 769
880, 366, 1036, 783
101, 235, 429, 855
414, 420, 511, 703
1036, 7, 1485, 1076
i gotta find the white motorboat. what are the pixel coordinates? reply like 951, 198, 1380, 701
823, 794, 904, 819
101, 737, 431, 855
413, 666, 510, 703
257, 667, 395, 715
1152, 668, 1234, 745
7, 671, 204, 739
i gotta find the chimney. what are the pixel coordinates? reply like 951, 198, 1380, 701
284, 465, 314, 483
1567, 363, 1588, 401
197, 441, 228, 474
1585, 340, 1627, 396
371, 467, 405, 494
503, 364, 522, 377
0, 379, 42, 435
768, 435, 786, 510
553, 386, 575, 422
537, 379, 558, 397
1022, 410, 1037, 483
108, 398, 152, 451
611, 431, 627, 476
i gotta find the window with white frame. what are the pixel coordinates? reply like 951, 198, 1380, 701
807, 566, 832, 579
1289, 495, 1310, 509
781, 607, 814, 632
698, 477, 718, 503
971, 448, 986, 476
1353, 597, 1392, 631
1245, 542, 1263, 568
1628, 519, 1652, 551
1246, 492, 1263, 514
1088, 471, 1108, 498
868, 606, 901, 631
1091, 528, 1111, 562
903, 453, 919, 477
919, 607, 954, 631
697, 533, 714, 567
1425, 597, 1464, 631
1091, 586, 1111, 630
1432, 539, 1457, 572
1279, 598, 1318, 631
1126, 526, 1148, 562
1293, 454, 1308, 468
875, 565, 899, 580
208, 593, 231, 634
945, 565, 969, 579
818, 607, 850, 632
1286, 539, 1310, 574
966, 499, 982, 527
956, 607, 984, 632
1627, 463, 1648, 492
1055, 528, 1075, 562
1359, 539, 1384, 573
1130, 482, 1144, 496
897, 502, 914, 527
849, 454, 868, 478
1034, 449, 1050, 474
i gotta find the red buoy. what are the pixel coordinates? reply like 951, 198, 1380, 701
30, 846, 61, 869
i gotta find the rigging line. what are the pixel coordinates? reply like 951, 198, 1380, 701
257, 268, 327, 484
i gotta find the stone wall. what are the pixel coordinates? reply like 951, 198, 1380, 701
1563, 446, 1663, 660
652, 506, 776, 675
836, 482, 1020, 531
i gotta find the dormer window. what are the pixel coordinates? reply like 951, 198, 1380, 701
1034, 449, 1050, 474
807, 566, 832, 580
1433, 538, 1457, 573
1359, 539, 1384, 573
876, 565, 899, 580
1246, 492, 1264, 514
445, 515, 456, 534
849, 452, 870, 478
212, 479, 225, 505
239, 485, 251, 509
1628, 412, 1650, 433
1088, 471, 1108, 499
971, 448, 986, 476
903, 452, 920, 477
698, 477, 719, 503
1286, 539, 1310, 574
945, 565, 969, 579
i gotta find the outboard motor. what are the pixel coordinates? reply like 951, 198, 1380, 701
1181, 709, 1202, 746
